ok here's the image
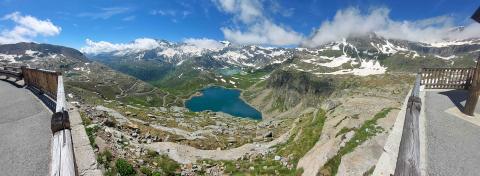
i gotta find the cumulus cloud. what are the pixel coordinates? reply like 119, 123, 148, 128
213, 0, 304, 46
81, 38, 161, 55
222, 21, 304, 46
0, 12, 61, 44
184, 38, 225, 50
303, 7, 480, 47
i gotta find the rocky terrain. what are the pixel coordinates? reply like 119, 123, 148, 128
0, 35, 477, 175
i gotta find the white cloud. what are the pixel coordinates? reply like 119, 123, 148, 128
0, 12, 61, 44
122, 15, 136, 21
81, 37, 227, 56
150, 9, 177, 16
222, 21, 304, 46
150, 9, 191, 18
303, 7, 480, 47
78, 7, 130, 20
81, 38, 161, 55
184, 38, 225, 51
213, 0, 304, 46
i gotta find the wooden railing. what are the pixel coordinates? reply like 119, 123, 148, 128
22, 67, 60, 99
395, 74, 422, 176
421, 68, 475, 89
0, 65, 75, 176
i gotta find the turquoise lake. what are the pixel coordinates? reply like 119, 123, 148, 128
185, 86, 262, 120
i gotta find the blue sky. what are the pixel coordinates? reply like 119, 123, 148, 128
0, 0, 479, 49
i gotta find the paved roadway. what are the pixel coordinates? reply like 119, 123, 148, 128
0, 80, 51, 176
424, 90, 480, 176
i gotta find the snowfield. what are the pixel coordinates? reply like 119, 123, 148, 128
316, 60, 386, 76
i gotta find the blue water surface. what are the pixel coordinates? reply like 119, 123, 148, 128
185, 86, 262, 120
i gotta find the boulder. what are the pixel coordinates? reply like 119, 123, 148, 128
263, 131, 273, 138
274, 155, 282, 161
227, 137, 236, 143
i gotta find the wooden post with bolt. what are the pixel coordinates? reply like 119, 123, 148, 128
463, 7, 480, 116
464, 57, 480, 116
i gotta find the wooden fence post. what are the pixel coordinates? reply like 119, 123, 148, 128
20, 66, 27, 85
464, 56, 480, 116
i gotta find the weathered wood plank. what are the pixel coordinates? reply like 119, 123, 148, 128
50, 75, 76, 176
395, 74, 421, 176
51, 129, 75, 176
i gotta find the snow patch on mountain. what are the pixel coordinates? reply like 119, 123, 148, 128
0, 53, 19, 63
214, 51, 251, 66
318, 59, 386, 76
426, 40, 479, 48
371, 40, 407, 54
269, 50, 286, 57
73, 66, 91, 74
158, 48, 177, 58
316, 55, 355, 67
434, 55, 456, 60
25, 50, 40, 56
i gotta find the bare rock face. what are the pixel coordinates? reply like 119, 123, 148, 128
266, 70, 335, 109
321, 100, 340, 112
336, 109, 398, 176
336, 133, 387, 176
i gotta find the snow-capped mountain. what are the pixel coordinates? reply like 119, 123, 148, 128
2, 35, 479, 81
82, 39, 297, 69
1, 36, 479, 99
82, 35, 480, 76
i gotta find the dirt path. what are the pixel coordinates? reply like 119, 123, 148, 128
116, 81, 139, 98
150, 124, 211, 140
162, 91, 170, 107
145, 121, 297, 164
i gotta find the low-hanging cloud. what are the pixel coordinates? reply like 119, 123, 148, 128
303, 7, 480, 47
184, 38, 225, 50
212, 0, 304, 46
0, 12, 61, 44
81, 38, 161, 55
81, 37, 229, 55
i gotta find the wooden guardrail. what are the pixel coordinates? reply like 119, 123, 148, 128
22, 67, 60, 99
421, 68, 475, 89
0, 65, 76, 176
395, 74, 422, 176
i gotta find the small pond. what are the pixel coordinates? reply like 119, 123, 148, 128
185, 86, 262, 120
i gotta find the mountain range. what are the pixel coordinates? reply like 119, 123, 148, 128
1, 34, 479, 97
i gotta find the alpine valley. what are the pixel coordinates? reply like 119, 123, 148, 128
1, 33, 479, 175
